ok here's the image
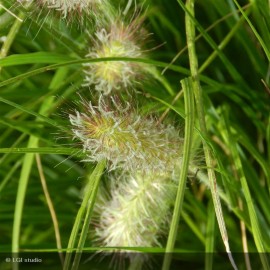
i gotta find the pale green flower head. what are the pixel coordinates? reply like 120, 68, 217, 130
17, 0, 113, 25
84, 16, 149, 94
39, 0, 105, 18
94, 172, 177, 264
96, 173, 175, 246
69, 96, 182, 174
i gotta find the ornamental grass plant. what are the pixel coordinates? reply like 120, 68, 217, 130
0, 1, 270, 270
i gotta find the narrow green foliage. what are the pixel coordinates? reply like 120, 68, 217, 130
162, 77, 195, 270
63, 160, 106, 270
221, 107, 270, 269
232, 0, 270, 62
12, 96, 55, 270
11, 135, 38, 270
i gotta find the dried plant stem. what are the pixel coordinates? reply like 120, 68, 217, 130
35, 154, 64, 266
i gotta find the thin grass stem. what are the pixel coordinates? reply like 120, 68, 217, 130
71, 160, 106, 270
63, 160, 106, 270
162, 77, 195, 270
184, 0, 237, 269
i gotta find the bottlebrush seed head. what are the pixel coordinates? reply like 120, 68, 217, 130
19, 0, 112, 25
69, 96, 182, 174
94, 173, 177, 252
38, 0, 104, 18
83, 16, 149, 94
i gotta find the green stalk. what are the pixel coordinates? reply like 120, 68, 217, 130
63, 160, 106, 270
12, 136, 39, 270
0, 11, 24, 60
184, 0, 237, 269
0, 5, 18, 28
162, 77, 195, 270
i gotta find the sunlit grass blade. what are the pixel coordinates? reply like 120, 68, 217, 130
0, 147, 79, 155
0, 52, 75, 67
0, 10, 24, 61
11, 135, 38, 270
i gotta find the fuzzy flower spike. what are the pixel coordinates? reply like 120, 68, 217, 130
93, 137, 184, 264
40, 0, 101, 17
84, 13, 149, 94
95, 173, 177, 249
69, 96, 182, 175
20, 0, 113, 25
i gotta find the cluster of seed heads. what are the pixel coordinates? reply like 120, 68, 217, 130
60, 0, 184, 262
22, 0, 184, 265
